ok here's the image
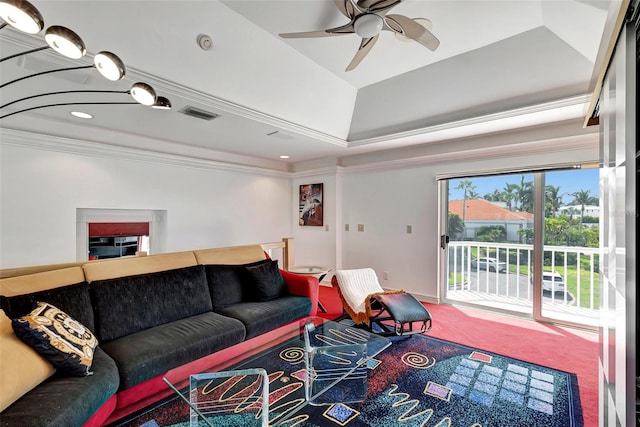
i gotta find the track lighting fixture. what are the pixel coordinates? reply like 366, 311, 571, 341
94, 51, 125, 81
0, 0, 43, 34
44, 25, 85, 59
130, 82, 156, 106
152, 96, 172, 110
0, 0, 170, 119
0, 83, 169, 119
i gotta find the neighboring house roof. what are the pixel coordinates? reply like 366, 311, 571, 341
449, 199, 534, 221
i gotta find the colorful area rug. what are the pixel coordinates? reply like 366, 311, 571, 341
113, 334, 583, 427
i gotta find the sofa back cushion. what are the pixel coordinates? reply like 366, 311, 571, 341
0, 262, 85, 280
90, 265, 212, 343
204, 259, 268, 309
193, 245, 266, 265
82, 251, 197, 283
0, 267, 94, 331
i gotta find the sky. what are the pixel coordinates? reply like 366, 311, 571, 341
448, 168, 599, 205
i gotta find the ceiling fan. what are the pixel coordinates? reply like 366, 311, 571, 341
279, 0, 440, 71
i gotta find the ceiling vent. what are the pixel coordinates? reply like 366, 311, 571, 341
179, 106, 219, 121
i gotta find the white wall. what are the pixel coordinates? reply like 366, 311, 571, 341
0, 135, 292, 268
342, 167, 438, 300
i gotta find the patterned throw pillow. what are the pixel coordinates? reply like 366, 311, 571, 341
11, 302, 98, 376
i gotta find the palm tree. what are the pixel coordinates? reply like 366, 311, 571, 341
517, 177, 534, 212
484, 189, 502, 202
502, 183, 519, 211
545, 185, 563, 218
454, 180, 476, 238
570, 189, 599, 228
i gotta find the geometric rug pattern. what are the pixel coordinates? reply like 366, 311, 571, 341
113, 334, 582, 427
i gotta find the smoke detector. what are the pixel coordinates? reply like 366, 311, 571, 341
197, 34, 213, 50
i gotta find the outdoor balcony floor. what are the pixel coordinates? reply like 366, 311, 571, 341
446, 289, 600, 328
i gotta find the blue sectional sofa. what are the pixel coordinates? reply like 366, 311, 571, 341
0, 244, 318, 426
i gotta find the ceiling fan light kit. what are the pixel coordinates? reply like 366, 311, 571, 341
0, 0, 170, 118
354, 13, 383, 38
279, 0, 440, 71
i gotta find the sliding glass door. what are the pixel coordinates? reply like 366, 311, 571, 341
540, 170, 600, 327
441, 167, 599, 327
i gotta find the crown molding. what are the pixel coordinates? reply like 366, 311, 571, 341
291, 165, 344, 179
1, 126, 599, 180
341, 132, 599, 174
0, 128, 291, 178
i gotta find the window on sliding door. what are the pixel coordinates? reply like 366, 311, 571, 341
440, 167, 599, 327
443, 173, 535, 316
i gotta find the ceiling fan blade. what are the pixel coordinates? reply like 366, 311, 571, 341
280, 22, 354, 38
357, 0, 378, 8
334, 0, 354, 18
361, 0, 402, 13
345, 34, 379, 71
385, 14, 440, 50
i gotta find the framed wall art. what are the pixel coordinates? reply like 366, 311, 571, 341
299, 183, 323, 226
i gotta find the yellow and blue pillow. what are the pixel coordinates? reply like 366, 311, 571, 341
11, 302, 97, 377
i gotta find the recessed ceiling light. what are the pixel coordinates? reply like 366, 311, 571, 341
70, 111, 93, 119
279, 155, 290, 159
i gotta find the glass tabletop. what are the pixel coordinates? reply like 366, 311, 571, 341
287, 265, 330, 275
302, 317, 391, 358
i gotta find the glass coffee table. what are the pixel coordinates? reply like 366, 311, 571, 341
159, 316, 391, 427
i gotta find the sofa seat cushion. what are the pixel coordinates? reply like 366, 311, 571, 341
216, 295, 311, 339
90, 265, 212, 343
101, 312, 246, 390
0, 346, 119, 427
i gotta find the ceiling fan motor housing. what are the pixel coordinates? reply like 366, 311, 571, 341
354, 13, 384, 38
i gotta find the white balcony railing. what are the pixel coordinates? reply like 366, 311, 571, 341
446, 241, 600, 326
